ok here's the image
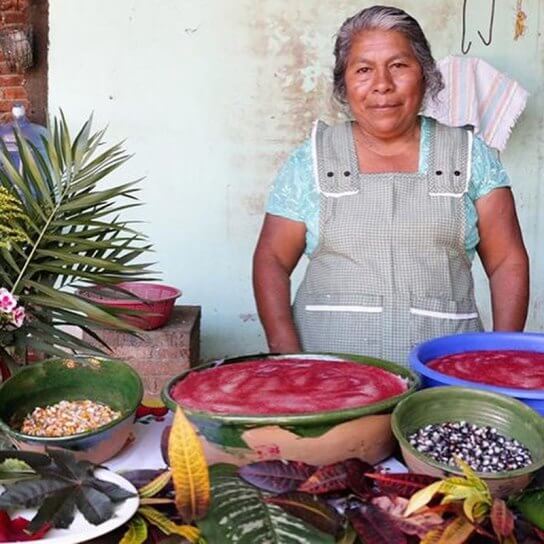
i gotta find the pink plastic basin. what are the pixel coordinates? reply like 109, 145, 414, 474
78, 282, 181, 330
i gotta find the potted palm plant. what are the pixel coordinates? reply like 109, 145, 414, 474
0, 112, 153, 375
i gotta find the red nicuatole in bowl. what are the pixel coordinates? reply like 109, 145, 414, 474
162, 353, 420, 467
410, 332, 544, 415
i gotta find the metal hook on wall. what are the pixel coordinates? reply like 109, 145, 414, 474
460, 0, 496, 55
477, 0, 495, 45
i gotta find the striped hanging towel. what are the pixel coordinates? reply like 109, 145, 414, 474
422, 55, 529, 152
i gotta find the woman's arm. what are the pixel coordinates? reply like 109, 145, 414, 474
476, 187, 529, 330
253, 214, 306, 353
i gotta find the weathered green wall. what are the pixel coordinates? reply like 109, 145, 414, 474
48, 1, 543, 360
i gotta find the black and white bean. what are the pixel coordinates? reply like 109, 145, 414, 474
408, 421, 532, 473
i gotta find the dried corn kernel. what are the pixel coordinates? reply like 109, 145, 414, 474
20, 400, 121, 437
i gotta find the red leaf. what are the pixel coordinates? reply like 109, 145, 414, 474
491, 498, 515, 538
298, 460, 353, 494
347, 503, 407, 544
365, 472, 439, 498
344, 459, 374, 498
534, 526, 544, 542
239, 460, 316, 493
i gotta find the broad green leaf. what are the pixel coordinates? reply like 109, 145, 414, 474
198, 465, 334, 544
119, 515, 148, 544
138, 506, 200, 542
169, 407, 210, 522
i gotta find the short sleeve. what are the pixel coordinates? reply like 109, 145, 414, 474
266, 139, 315, 223
467, 136, 511, 201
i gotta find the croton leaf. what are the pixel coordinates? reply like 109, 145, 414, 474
346, 503, 407, 544
344, 459, 374, 498
198, 464, 335, 543
74, 485, 114, 525
119, 515, 148, 544
366, 472, 439, 498
168, 407, 210, 522
139, 470, 173, 498
266, 491, 343, 537
161, 425, 172, 466
436, 516, 474, 544
298, 460, 350, 494
239, 460, 316, 493
138, 506, 200, 542
509, 488, 544, 530
404, 481, 443, 517
121, 469, 171, 491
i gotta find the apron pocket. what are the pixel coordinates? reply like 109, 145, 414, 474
409, 296, 481, 348
300, 293, 384, 357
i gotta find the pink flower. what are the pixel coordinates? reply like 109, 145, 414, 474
10, 306, 25, 328
0, 288, 17, 313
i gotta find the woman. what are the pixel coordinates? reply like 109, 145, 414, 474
253, 5, 529, 366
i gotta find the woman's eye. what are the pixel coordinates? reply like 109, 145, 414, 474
356, 67, 370, 74
391, 63, 407, 69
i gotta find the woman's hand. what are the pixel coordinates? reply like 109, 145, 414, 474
253, 214, 306, 353
476, 188, 529, 330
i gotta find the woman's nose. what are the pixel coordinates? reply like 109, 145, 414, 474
373, 68, 394, 93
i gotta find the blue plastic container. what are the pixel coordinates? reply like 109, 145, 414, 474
410, 332, 544, 416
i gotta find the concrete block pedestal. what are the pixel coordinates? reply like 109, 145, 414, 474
82, 306, 201, 399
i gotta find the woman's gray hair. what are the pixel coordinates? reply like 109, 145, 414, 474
333, 5, 443, 105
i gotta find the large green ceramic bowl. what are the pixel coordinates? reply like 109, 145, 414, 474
0, 357, 143, 463
392, 386, 544, 497
162, 353, 420, 467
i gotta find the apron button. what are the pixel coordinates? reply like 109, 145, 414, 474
435, 170, 443, 176
454, 170, 461, 176
327, 171, 334, 177
343, 171, 351, 177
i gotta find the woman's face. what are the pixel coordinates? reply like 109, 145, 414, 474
344, 29, 424, 139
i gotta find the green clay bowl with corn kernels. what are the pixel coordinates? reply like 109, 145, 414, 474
0, 357, 143, 463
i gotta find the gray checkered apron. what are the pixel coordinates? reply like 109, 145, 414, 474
293, 118, 483, 366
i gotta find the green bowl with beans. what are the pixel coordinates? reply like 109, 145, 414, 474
0, 356, 143, 463
392, 386, 544, 497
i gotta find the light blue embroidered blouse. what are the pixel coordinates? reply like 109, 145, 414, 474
266, 116, 510, 261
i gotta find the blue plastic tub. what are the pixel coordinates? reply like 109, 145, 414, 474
410, 332, 544, 416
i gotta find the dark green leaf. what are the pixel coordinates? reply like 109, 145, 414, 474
87, 477, 137, 502
28, 490, 76, 532
75, 485, 114, 525
0, 451, 51, 470
0, 478, 74, 508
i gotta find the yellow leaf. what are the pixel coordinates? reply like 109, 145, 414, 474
420, 527, 445, 544
168, 406, 210, 522
455, 458, 491, 503
139, 506, 200, 542
438, 516, 474, 544
139, 469, 172, 498
119, 515, 148, 544
404, 481, 443, 517
463, 493, 487, 522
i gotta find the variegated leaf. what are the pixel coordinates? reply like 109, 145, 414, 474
139, 506, 200, 542
198, 464, 334, 544
404, 481, 443, 517
437, 516, 474, 544
168, 407, 210, 522
138, 469, 172, 498
119, 515, 148, 544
